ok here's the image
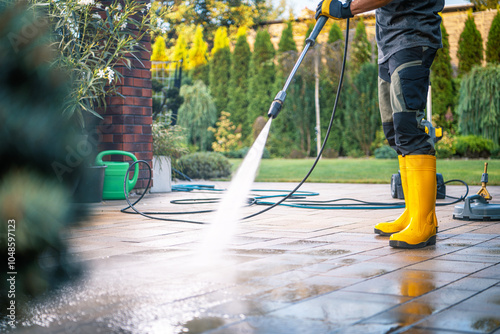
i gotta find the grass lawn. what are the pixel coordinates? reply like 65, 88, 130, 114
228, 158, 500, 186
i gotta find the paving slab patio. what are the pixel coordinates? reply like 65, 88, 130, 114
13, 181, 500, 334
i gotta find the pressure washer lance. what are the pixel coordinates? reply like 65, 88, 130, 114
267, 15, 328, 119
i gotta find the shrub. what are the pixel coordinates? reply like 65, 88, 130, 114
453, 135, 495, 158
435, 132, 456, 159
347, 148, 365, 158
208, 111, 242, 153
374, 145, 397, 159
42, 0, 168, 127
178, 152, 232, 179
491, 147, 500, 159
152, 123, 188, 159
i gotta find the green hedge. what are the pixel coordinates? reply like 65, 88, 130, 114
178, 152, 232, 179
453, 135, 495, 158
374, 145, 397, 159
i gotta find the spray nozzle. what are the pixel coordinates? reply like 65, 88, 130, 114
267, 91, 287, 119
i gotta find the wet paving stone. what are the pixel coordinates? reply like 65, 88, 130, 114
5, 182, 500, 334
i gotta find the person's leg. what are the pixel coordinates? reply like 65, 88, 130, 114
388, 47, 435, 156
374, 62, 410, 236
387, 47, 438, 249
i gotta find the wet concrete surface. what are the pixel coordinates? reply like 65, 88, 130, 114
8, 182, 500, 333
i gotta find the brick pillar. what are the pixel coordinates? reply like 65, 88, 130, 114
98, 8, 153, 191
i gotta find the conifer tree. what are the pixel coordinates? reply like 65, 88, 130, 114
278, 21, 297, 53
324, 22, 345, 82
247, 30, 275, 133
350, 18, 371, 74
227, 27, 251, 138
328, 22, 343, 44
343, 62, 380, 156
274, 21, 316, 156
151, 36, 168, 71
321, 23, 346, 157
276, 20, 298, 85
209, 26, 231, 115
457, 12, 483, 76
431, 21, 456, 132
188, 26, 209, 84
486, 10, 500, 64
172, 33, 188, 65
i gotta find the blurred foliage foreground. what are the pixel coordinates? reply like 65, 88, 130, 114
0, 2, 89, 325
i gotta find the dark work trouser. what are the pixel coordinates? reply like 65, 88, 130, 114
378, 46, 437, 156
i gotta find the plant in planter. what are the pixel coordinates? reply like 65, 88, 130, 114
36, 0, 169, 127
32, 0, 169, 201
152, 122, 188, 192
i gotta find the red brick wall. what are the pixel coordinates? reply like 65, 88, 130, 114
98, 8, 153, 191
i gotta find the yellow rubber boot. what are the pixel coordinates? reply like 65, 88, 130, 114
390, 155, 438, 249
374, 155, 410, 236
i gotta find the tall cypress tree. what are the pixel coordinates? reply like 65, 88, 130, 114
273, 20, 316, 156
247, 30, 275, 133
227, 27, 251, 138
350, 18, 372, 74
151, 36, 168, 70
188, 26, 209, 84
278, 21, 297, 53
172, 33, 188, 65
431, 21, 456, 132
343, 62, 380, 156
457, 12, 483, 76
486, 10, 500, 64
328, 22, 343, 44
209, 26, 231, 115
321, 22, 346, 156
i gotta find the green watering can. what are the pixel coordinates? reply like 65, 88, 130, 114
95, 150, 138, 200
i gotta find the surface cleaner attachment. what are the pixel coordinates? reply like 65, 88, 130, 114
453, 163, 500, 221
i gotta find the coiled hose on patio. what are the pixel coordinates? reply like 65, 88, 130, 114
120, 160, 469, 224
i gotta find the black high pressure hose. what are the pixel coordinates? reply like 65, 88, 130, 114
244, 15, 349, 219
120, 15, 469, 223
120, 16, 351, 223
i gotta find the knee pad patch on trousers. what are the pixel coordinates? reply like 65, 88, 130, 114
398, 65, 429, 111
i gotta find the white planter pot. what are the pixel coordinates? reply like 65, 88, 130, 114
151, 156, 172, 193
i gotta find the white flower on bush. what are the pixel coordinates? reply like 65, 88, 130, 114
107, 67, 115, 84
92, 13, 101, 20
96, 68, 106, 79
156, 18, 169, 34
116, 3, 122, 11
96, 67, 114, 84
78, 0, 94, 5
